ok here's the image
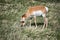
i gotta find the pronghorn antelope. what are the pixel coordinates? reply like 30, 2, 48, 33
20, 6, 48, 28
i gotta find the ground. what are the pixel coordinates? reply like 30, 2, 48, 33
0, 0, 60, 40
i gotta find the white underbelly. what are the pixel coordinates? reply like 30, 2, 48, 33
32, 10, 43, 16
29, 10, 45, 18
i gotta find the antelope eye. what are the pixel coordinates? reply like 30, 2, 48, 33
21, 21, 24, 23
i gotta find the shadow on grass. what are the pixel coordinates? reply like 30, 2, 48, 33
31, 23, 44, 26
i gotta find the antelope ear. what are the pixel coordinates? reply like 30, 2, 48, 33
20, 17, 22, 21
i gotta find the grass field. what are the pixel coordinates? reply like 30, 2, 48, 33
0, 0, 60, 40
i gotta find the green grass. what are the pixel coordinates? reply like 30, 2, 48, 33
0, 0, 60, 40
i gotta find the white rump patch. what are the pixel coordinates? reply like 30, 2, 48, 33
32, 10, 43, 16
45, 7, 48, 12
32, 10, 45, 17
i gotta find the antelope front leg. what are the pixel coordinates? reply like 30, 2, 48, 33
34, 16, 37, 28
43, 17, 48, 29
29, 20, 32, 27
